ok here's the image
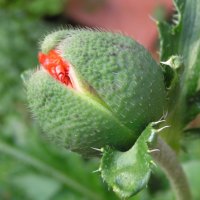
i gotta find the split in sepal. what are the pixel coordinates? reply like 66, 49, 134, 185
161, 55, 184, 111
161, 55, 184, 90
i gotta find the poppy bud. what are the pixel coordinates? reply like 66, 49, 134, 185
26, 29, 166, 157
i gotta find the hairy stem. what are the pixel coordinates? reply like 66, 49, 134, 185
150, 136, 192, 200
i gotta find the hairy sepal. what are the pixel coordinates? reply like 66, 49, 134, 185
26, 70, 134, 157
58, 30, 166, 138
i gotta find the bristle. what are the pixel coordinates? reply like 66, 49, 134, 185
156, 125, 171, 133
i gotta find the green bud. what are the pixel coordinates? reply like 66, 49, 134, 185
26, 29, 166, 157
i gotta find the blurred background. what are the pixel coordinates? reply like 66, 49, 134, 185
1, 0, 200, 199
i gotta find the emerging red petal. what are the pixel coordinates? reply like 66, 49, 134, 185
38, 50, 73, 88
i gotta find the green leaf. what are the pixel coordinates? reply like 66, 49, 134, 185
158, 0, 200, 123
180, 0, 200, 97
100, 123, 158, 199
158, 0, 185, 61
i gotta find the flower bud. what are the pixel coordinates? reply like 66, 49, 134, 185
26, 29, 166, 157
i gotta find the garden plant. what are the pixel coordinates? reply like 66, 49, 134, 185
1, 0, 200, 199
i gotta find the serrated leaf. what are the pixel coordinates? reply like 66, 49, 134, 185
158, 0, 200, 123
158, 0, 185, 61
100, 123, 158, 199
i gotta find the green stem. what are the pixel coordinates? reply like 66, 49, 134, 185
150, 136, 192, 200
0, 141, 102, 200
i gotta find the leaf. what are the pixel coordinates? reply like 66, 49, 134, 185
158, 0, 185, 61
100, 123, 158, 199
158, 0, 200, 122
180, 0, 200, 97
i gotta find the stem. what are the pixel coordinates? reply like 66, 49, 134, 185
150, 136, 192, 200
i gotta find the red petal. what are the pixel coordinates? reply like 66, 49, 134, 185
38, 50, 73, 88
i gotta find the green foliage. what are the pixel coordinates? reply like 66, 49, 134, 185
0, 9, 50, 144
0, 138, 118, 200
158, 0, 200, 123
1, 0, 200, 199
0, 0, 66, 17
155, 0, 200, 151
